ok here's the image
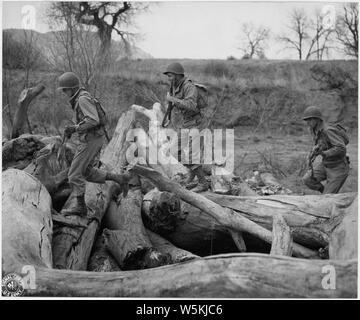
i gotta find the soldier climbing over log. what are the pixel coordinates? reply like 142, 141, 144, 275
302, 106, 350, 194
162, 62, 210, 193
56, 72, 132, 216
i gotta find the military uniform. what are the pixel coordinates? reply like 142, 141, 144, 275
169, 77, 207, 170
303, 123, 350, 194
68, 88, 107, 196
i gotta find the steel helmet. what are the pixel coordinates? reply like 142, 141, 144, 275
163, 62, 185, 75
302, 106, 323, 121
57, 72, 80, 91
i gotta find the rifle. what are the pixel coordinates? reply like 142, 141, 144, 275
308, 145, 322, 178
161, 101, 174, 128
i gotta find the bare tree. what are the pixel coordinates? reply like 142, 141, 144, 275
336, 3, 358, 58
46, 2, 103, 87
238, 23, 270, 59
22, 30, 41, 88
278, 9, 310, 60
305, 10, 335, 60
74, 2, 148, 58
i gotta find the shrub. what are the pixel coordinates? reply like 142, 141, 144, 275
203, 60, 230, 78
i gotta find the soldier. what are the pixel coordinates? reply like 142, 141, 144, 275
57, 72, 131, 216
163, 62, 208, 192
302, 106, 350, 194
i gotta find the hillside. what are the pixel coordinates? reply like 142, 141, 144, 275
3, 28, 153, 61
2, 59, 358, 138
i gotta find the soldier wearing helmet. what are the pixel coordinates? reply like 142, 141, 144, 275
163, 62, 208, 193
57, 72, 131, 216
302, 106, 350, 194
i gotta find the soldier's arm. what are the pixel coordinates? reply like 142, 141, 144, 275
171, 83, 198, 112
322, 128, 347, 158
76, 96, 100, 132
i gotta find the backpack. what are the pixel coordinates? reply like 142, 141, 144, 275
194, 83, 209, 111
78, 91, 108, 128
331, 124, 349, 145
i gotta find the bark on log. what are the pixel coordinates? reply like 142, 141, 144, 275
2, 134, 45, 170
103, 189, 170, 270
2, 169, 53, 274
11, 84, 45, 139
52, 110, 136, 270
329, 196, 358, 260
130, 165, 318, 259
270, 214, 293, 256
229, 231, 247, 252
142, 189, 239, 255
23, 255, 357, 298
88, 232, 121, 272
146, 229, 200, 263
205, 192, 357, 249
3, 168, 355, 297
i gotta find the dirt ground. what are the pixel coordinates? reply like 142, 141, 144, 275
233, 127, 358, 195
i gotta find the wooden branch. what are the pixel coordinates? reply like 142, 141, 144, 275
103, 189, 170, 270
3, 173, 356, 298
146, 229, 199, 263
11, 84, 45, 139
130, 165, 319, 259
205, 192, 357, 248
229, 231, 247, 252
270, 214, 293, 256
25, 255, 357, 297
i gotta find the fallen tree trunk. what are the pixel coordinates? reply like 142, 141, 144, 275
2, 169, 53, 274
26, 254, 357, 298
270, 214, 293, 256
2, 134, 45, 170
142, 189, 240, 255
103, 189, 170, 270
130, 165, 319, 259
329, 196, 358, 260
88, 232, 121, 272
205, 192, 357, 248
11, 84, 45, 139
52, 110, 136, 270
146, 229, 200, 263
3, 169, 356, 298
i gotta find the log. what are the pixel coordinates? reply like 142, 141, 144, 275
131, 103, 189, 179
130, 165, 319, 259
2, 134, 45, 170
142, 189, 239, 255
229, 231, 247, 252
88, 232, 121, 272
329, 196, 358, 260
11, 84, 45, 139
270, 214, 293, 256
3, 168, 355, 298
24, 137, 70, 195
103, 188, 170, 270
2, 169, 53, 274
146, 229, 200, 263
52, 110, 136, 270
205, 192, 357, 248
24, 255, 357, 298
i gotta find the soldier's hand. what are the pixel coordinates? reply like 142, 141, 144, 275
165, 92, 176, 104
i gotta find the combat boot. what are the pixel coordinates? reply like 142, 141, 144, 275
61, 194, 87, 216
190, 166, 209, 193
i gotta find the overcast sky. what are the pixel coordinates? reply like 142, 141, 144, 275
1, 1, 350, 59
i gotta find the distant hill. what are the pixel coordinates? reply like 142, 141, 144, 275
3, 28, 153, 61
